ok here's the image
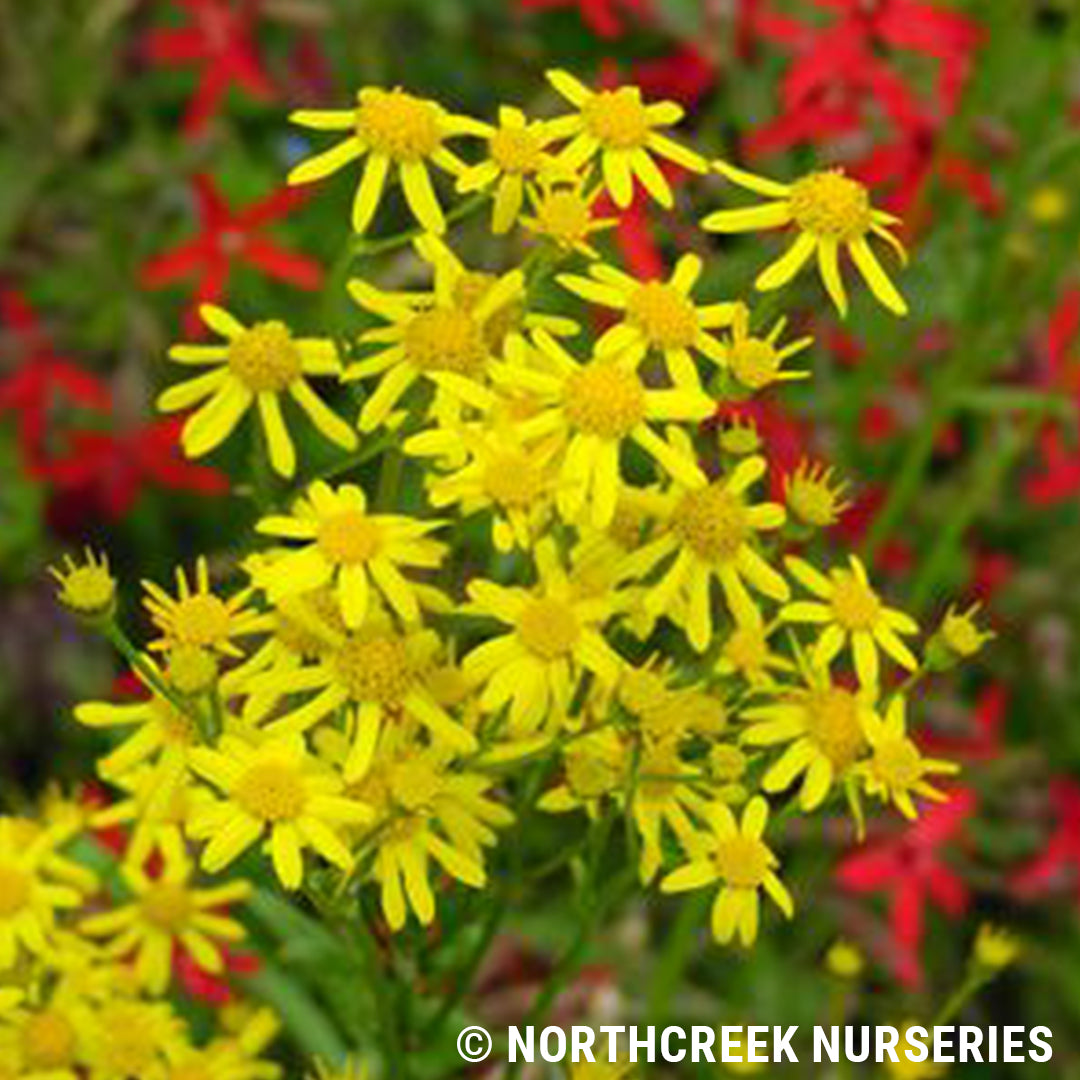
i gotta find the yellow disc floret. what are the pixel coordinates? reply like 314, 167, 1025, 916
489, 126, 546, 174
789, 170, 872, 242
234, 761, 307, 822
356, 88, 443, 162
627, 283, 699, 350
227, 321, 302, 393
829, 570, 882, 631
332, 634, 414, 704
711, 833, 772, 889
22, 1010, 78, 1071
403, 308, 487, 375
806, 688, 866, 770
673, 485, 749, 563
517, 597, 580, 660
316, 511, 384, 566
582, 88, 651, 149
563, 363, 646, 439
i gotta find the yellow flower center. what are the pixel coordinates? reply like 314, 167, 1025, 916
712, 834, 771, 888
517, 597, 580, 660
627, 283, 699, 350
167, 645, 218, 695
563, 363, 646, 439
389, 759, 443, 812
316, 511, 383, 566
806, 688, 866, 770
91, 1007, 160, 1076
227, 321, 302, 393
673, 484, 749, 563
404, 307, 487, 375
355, 88, 443, 162
789, 170, 872, 242
332, 635, 413, 704
565, 742, 622, 799
234, 760, 307, 822
57, 564, 116, 616
870, 736, 923, 788
0, 863, 30, 918
729, 338, 781, 390
22, 1010, 78, 1070
482, 449, 544, 508
167, 593, 233, 649
489, 125, 545, 174
829, 571, 881, 631
582, 88, 651, 149
140, 882, 194, 932
532, 189, 594, 247
942, 613, 983, 657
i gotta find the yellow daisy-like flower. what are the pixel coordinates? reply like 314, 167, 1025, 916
520, 167, 617, 258
254, 480, 445, 629
252, 618, 477, 776
463, 539, 623, 734
544, 69, 707, 209
537, 727, 628, 819
77, 998, 187, 1080
405, 418, 559, 553
557, 256, 739, 388
783, 459, 852, 528
720, 306, 812, 393
859, 696, 958, 819
741, 669, 878, 810
781, 554, 919, 688
0, 818, 81, 970
660, 796, 793, 946
288, 87, 486, 234
164, 1038, 281, 1080
973, 923, 1022, 970
630, 736, 714, 884
49, 548, 117, 620
158, 305, 357, 478
73, 670, 201, 817
717, 621, 793, 686
81, 844, 250, 996
457, 106, 558, 233
350, 744, 513, 930
188, 734, 373, 890
703, 162, 908, 317
938, 601, 996, 660
492, 329, 713, 529
142, 556, 269, 659
344, 257, 524, 433
0, 996, 83, 1080
620, 452, 789, 648
616, 661, 727, 745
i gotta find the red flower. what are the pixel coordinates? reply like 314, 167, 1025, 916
919, 682, 1007, 762
141, 175, 323, 336
632, 45, 717, 109
42, 418, 229, 524
837, 787, 975, 986
176, 943, 260, 1005
143, 0, 274, 136
1011, 778, 1080, 909
516, 0, 649, 38
711, 398, 807, 500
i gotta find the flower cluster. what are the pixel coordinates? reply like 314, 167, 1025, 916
38, 73, 994, 1076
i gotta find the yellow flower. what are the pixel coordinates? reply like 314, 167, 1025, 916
0, 995, 83, 1079
77, 998, 187, 1080
405, 418, 560, 553
457, 106, 558, 232
616, 662, 727, 744
630, 736, 715, 883
859, 696, 958, 819
717, 621, 793, 686
158, 305, 357, 478
80, 843, 250, 996
569, 1060, 635, 1080
1027, 184, 1068, 225
350, 745, 512, 930
344, 254, 524, 433
492, 329, 713, 529
49, 549, 116, 620
463, 539, 623, 733
252, 618, 478, 775
254, 481, 445, 629
884, 1023, 947, 1080
784, 460, 851, 528
545, 70, 707, 208
938, 602, 995, 660
825, 938, 864, 978
537, 727, 628, 818
620, 453, 789, 648
703, 162, 908, 317
742, 668, 878, 810
0, 818, 82, 970
288, 87, 486, 234
720, 305, 812, 393
660, 796, 793, 946
973, 923, 1022, 970
520, 167, 616, 257
142, 556, 269, 659
164, 1037, 282, 1080
781, 555, 919, 687
188, 734, 372, 890
557, 256, 739, 388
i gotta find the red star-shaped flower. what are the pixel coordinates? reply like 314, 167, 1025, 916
143, 0, 274, 136
837, 787, 975, 986
141, 174, 323, 336
516, 0, 649, 38
1012, 778, 1080, 909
